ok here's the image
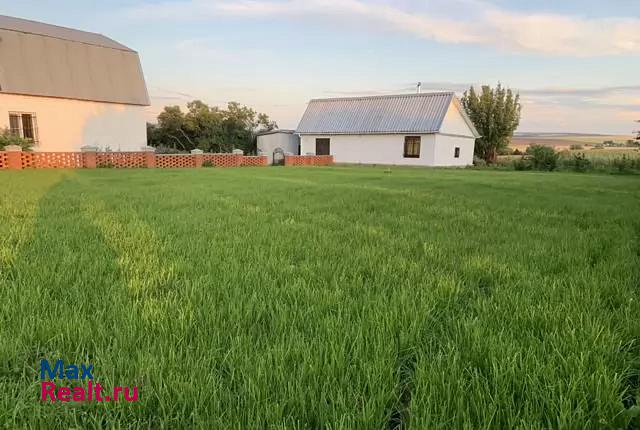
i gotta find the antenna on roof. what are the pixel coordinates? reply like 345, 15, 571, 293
417, 82, 422, 94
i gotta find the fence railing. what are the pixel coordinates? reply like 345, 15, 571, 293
284, 155, 334, 166
0, 146, 334, 170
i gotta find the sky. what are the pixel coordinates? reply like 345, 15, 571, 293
3, 0, 639, 134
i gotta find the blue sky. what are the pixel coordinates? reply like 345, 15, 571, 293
3, 0, 639, 133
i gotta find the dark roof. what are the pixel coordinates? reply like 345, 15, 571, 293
256, 129, 295, 136
296, 92, 478, 137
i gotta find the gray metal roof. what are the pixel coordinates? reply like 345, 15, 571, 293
0, 15, 149, 106
296, 92, 478, 136
0, 15, 133, 51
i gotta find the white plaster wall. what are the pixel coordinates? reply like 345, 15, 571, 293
300, 134, 438, 166
439, 103, 476, 138
0, 93, 147, 151
256, 133, 300, 164
433, 134, 476, 166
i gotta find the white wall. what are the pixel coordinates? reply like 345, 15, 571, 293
439, 102, 476, 138
0, 93, 147, 152
256, 132, 300, 164
433, 134, 476, 166
434, 103, 477, 166
300, 134, 438, 166
300, 133, 476, 167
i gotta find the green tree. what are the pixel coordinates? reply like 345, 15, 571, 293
461, 84, 522, 163
148, 101, 276, 154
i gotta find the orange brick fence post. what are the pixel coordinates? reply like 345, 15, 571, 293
141, 146, 156, 168
80, 146, 98, 168
4, 145, 23, 170
232, 149, 244, 167
191, 149, 203, 167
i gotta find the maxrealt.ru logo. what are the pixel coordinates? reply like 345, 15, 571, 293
40, 359, 139, 403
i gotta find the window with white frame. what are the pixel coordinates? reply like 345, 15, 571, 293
8, 112, 38, 144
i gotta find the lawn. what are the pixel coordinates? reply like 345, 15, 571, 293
0, 167, 639, 429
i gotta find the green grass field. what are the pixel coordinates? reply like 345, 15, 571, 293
1, 167, 639, 429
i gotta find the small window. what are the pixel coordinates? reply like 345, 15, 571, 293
454, 147, 460, 158
404, 136, 420, 158
8, 112, 38, 144
316, 138, 330, 155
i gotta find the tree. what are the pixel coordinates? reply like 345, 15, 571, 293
635, 120, 639, 141
461, 84, 522, 163
147, 101, 277, 154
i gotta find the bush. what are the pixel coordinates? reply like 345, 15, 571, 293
566, 153, 591, 172
202, 160, 214, 168
611, 155, 640, 174
526, 145, 559, 171
513, 157, 532, 171
513, 148, 523, 156
473, 156, 487, 167
593, 143, 605, 149
497, 146, 514, 156
154, 146, 187, 154
569, 144, 583, 150
0, 128, 33, 151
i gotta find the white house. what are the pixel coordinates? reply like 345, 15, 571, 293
296, 92, 480, 166
256, 129, 300, 164
0, 15, 149, 152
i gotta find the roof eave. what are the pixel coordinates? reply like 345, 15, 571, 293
295, 131, 440, 135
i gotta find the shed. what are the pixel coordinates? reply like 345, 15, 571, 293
256, 129, 300, 165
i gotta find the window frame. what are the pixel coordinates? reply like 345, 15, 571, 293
454, 147, 460, 158
403, 136, 421, 158
8, 112, 38, 145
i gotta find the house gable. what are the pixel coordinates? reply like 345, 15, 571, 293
439, 101, 478, 138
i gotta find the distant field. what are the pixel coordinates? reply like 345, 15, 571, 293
511, 134, 636, 150
574, 148, 640, 160
1, 168, 639, 428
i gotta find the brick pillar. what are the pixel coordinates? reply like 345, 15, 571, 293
80, 146, 98, 168
141, 146, 156, 168
4, 145, 22, 170
232, 149, 243, 167
191, 149, 203, 167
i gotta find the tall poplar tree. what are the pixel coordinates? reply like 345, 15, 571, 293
461, 84, 522, 163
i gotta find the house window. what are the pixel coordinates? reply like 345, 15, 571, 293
454, 147, 460, 158
316, 138, 330, 155
8, 112, 38, 144
404, 136, 420, 158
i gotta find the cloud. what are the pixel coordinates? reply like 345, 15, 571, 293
126, 0, 640, 56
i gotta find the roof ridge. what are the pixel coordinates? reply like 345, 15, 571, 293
310, 91, 455, 103
0, 14, 133, 52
